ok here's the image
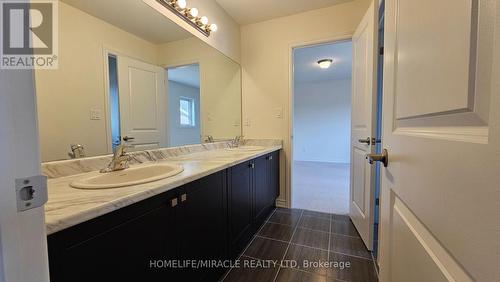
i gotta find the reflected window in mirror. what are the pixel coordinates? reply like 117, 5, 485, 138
108, 54, 121, 151
180, 97, 196, 127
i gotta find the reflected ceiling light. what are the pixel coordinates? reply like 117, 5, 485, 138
317, 59, 333, 69
158, 0, 217, 36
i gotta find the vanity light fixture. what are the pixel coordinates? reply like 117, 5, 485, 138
187, 7, 198, 18
159, 0, 217, 37
317, 59, 333, 69
199, 16, 209, 26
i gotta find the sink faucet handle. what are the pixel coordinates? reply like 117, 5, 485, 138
114, 143, 134, 156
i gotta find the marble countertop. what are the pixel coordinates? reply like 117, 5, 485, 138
44, 144, 281, 235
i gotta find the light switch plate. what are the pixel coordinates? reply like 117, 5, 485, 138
15, 175, 48, 212
274, 107, 284, 119
90, 109, 102, 120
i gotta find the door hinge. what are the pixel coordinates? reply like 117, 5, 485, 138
379, 46, 384, 56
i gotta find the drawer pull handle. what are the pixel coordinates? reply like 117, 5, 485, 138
171, 198, 178, 207
181, 193, 187, 202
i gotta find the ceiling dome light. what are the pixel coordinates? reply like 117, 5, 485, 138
317, 59, 333, 69
177, 0, 187, 9
200, 16, 209, 25
208, 23, 218, 32
188, 7, 198, 17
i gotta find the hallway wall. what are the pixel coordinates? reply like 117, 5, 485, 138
240, 0, 370, 205
293, 79, 351, 163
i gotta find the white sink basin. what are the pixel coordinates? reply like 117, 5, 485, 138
225, 146, 265, 152
70, 163, 184, 189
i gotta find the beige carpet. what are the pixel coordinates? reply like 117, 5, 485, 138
292, 161, 350, 215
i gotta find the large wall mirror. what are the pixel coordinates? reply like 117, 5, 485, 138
35, 0, 242, 162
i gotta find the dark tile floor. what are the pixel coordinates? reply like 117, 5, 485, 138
221, 208, 378, 282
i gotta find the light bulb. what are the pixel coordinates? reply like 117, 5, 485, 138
177, 0, 186, 9
317, 59, 333, 69
200, 16, 208, 25
209, 23, 218, 32
188, 8, 198, 17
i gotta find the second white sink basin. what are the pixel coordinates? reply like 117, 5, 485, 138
225, 146, 265, 152
70, 163, 184, 189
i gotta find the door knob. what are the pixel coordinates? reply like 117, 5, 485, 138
358, 137, 371, 145
123, 136, 135, 142
366, 149, 389, 167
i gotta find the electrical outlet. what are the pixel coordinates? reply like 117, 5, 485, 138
90, 109, 102, 120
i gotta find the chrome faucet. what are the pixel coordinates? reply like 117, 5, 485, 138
205, 135, 214, 143
230, 136, 244, 148
100, 143, 133, 173
68, 144, 86, 159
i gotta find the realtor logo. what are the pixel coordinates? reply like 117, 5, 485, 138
1, 0, 58, 69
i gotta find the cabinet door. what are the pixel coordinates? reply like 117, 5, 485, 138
56, 205, 177, 282
269, 151, 280, 199
253, 155, 270, 224
228, 161, 253, 258
178, 172, 227, 281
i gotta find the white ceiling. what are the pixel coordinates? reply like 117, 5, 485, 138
294, 41, 352, 83
216, 0, 353, 25
61, 0, 192, 44
168, 64, 200, 88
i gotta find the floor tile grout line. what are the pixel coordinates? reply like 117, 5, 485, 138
371, 253, 380, 280
328, 214, 332, 262
267, 220, 362, 239
242, 251, 372, 280
252, 234, 373, 261
221, 208, 277, 282
271, 209, 304, 282
222, 208, 374, 281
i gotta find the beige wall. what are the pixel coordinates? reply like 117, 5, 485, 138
240, 0, 371, 205
158, 38, 242, 140
36, 2, 159, 161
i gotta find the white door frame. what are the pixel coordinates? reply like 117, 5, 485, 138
102, 46, 164, 154
286, 34, 353, 209
0, 69, 50, 282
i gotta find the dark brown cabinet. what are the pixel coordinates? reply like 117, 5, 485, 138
48, 150, 279, 282
228, 161, 254, 259
228, 151, 280, 258
48, 189, 180, 282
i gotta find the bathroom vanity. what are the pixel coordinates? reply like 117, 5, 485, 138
33, 1, 283, 280
45, 144, 280, 282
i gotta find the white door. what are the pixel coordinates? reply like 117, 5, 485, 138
0, 69, 49, 282
117, 56, 166, 151
379, 0, 500, 281
349, 0, 378, 250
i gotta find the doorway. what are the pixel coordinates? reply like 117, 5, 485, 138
166, 64, 201, 147
291, 41, 353, 214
